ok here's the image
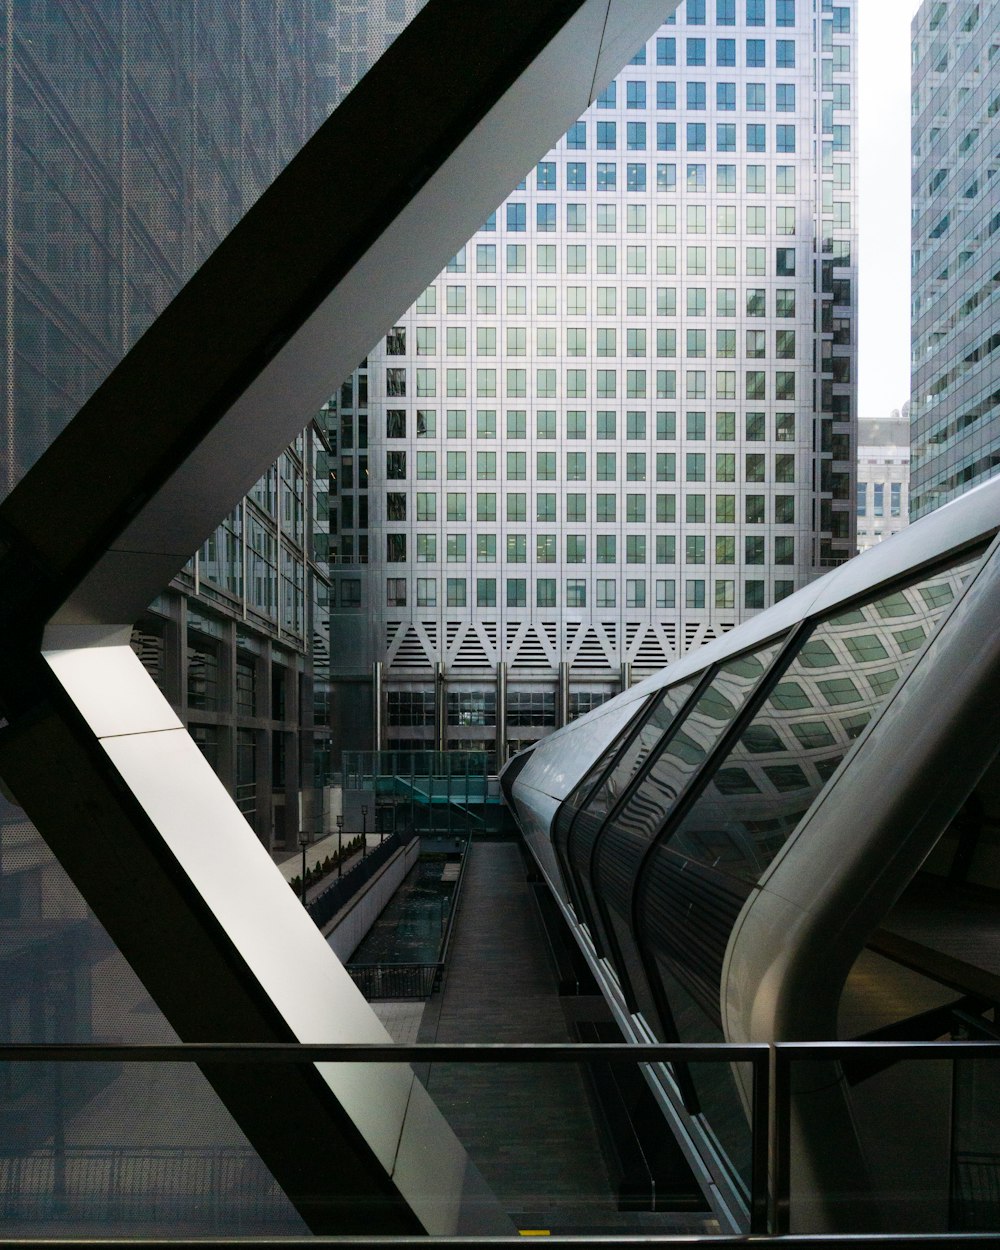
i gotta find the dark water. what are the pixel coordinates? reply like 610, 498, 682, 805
349, 858, 456, 964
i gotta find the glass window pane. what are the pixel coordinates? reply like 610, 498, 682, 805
561, 681, 698, 955
663, 552, 985, 892
590, 640, 785, 1038
580, 682, 699, 827
596, 642, 785, 898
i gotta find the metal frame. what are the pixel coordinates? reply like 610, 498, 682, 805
0, 0, 675, 1235
0, 1040, 773, 1233
506, 489, 1000, 1235
3, 1038, 1000, 1241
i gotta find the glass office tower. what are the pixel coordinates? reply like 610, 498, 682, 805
329, 0, 858, 767
0, 3, 421, 1235
910, 0, 1000, 519
2, 0, 421, 846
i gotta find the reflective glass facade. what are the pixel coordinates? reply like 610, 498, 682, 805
910, 0, 1000, 516
0, 3, 422, 1236
3, 0, 423, 843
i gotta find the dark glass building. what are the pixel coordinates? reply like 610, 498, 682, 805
0, 2, 420, 1236
2, 0, 419, 846
910, 0, 1000, 516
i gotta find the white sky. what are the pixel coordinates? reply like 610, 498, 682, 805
858, 0, 924, 420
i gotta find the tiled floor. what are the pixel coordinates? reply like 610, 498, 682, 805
348, 839, 714, 1234
414, 840, 714, 1234
372, 1000, 425, 1044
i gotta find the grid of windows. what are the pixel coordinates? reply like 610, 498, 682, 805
910, 0, 998, 517
447, 691, 496, 726
507, 692, 557, 726
387, 691, 436, 727
354, 4, 855, 763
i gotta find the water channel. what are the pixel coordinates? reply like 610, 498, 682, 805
348, 855, 458, 965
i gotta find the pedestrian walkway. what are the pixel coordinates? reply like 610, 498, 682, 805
372, 1001, 425, 1044
415, 840, 713, 1234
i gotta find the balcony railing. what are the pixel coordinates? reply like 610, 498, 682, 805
0, 1038, 997, 1243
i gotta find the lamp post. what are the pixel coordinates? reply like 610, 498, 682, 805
298, 832, 309, 904
361, 804, 368, 857
336, 814, 344, 877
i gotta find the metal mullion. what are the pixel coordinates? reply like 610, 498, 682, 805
554, 689, 661, 950
625, 623, 812, 1129
771, 1043, 791, 1236
583, 676, 716, 1004
750, 1047, 771, 1234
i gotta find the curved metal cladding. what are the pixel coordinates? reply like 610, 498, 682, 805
509, 694, 645, 904
504, 477, 1000, 1228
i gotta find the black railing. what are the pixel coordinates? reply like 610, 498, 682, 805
347, 962, 443, 1000
435, 837, 470, 972
0, 1147, 289, 1227
953, 1152, 1000, 1231
346, 838, 471, 1002
306, 829, 407, 928
1, 1040, 999, 1242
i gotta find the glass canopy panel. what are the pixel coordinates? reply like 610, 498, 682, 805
552, 717, 640, 923
595, 644, 785, 918
565, 682, 697, 960
664, 550, 985, 889
591, 644, 783, 1024
633, 555, 981, 1184
579, 683, 700, 827
552, 755, 621, 942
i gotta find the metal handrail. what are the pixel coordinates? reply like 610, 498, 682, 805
0, 1237, 987, 1248
435, 837, 471, 975
0, 1041, 770, 1230
346, 962, 443, 999
0, 1041, 768, 1062
2, 1039, 999, 1239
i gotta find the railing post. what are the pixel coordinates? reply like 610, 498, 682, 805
749, 1046, 770, 1234
770, 1042, 792, 1235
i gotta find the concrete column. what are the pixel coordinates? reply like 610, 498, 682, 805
257, 642, 274, 848
557, 661, 569, 728
620, 662, 632, 696
163, 590, 186, 711
434, 661, 446, 753
496, 661, 507, 764
284, 660, 301, 846
216, 617, 237, 793
372, 660, 383, 753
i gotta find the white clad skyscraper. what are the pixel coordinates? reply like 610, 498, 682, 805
328, 0, 858, 766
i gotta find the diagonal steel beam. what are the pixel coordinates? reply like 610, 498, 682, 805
0, 0, 674, 1234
